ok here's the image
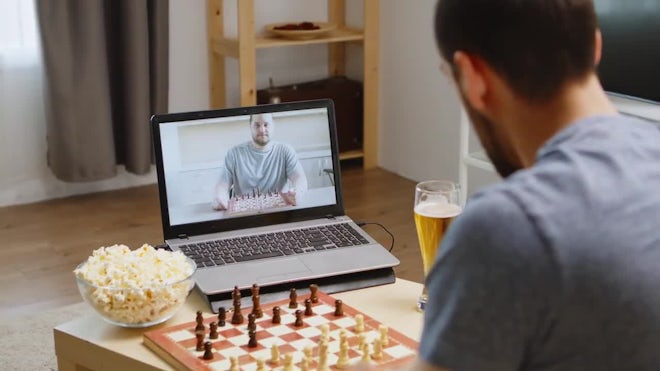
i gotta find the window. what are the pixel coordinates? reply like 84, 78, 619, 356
0, 0, 39, 67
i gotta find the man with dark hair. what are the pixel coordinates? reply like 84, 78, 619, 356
414, 0, 660, 370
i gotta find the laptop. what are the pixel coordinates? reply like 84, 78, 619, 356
151, 99, 400, 306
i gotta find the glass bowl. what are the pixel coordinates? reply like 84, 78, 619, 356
75, 258, 196, 328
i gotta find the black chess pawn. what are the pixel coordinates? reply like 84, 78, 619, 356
294, 309, 303, 327
209, 322, 218, 339
202, 341, 214, 360
196, 332, 205, 351
248, 329, 258, 348
309, 284, 319, 303
289, 288, 298, 309
304, 298, 313, 316
196, 310, 204, 324
334, 299, 344, 316
247, 313, 257, 332
272, 306, 281, 324
217, 307, 226, 326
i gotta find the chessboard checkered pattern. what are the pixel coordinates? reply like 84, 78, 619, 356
144, 291, 418, 370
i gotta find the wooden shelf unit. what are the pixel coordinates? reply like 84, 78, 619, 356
207, 0, 379, 168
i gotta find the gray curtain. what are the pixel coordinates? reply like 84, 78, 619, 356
36, 0, 168, 182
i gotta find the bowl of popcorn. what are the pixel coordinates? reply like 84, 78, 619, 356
74, 244, 196, 328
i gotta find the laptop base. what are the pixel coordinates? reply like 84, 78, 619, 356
202, 268, 396, 314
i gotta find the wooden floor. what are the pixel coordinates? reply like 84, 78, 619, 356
0, 166, 423, 320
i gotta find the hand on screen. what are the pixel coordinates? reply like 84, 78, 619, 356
280, 190, 297, 206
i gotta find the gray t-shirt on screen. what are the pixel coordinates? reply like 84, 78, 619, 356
420, 115, 660, 370
222, 141, 298, 197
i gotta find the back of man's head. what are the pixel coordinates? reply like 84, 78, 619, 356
434, 0, 598, 102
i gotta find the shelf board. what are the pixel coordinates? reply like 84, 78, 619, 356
255, 27, 364, 49
339, 149, 364, 161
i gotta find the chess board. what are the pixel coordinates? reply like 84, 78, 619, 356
144, 291, 418, 370
228, 193, 288, 215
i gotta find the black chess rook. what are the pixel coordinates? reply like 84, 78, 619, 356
289, 288, 298, 309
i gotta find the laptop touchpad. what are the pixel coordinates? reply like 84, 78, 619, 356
254, 257, 312, 283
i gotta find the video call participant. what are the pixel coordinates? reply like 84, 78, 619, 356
412, 0, 660, 370
212, 113, 308, 210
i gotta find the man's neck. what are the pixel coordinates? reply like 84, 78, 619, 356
509, 74, 618, 167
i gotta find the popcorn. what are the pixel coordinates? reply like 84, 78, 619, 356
75, 244, 196, 326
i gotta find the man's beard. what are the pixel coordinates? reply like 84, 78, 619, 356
253, 135, 269, 147
461, 96, 522, 178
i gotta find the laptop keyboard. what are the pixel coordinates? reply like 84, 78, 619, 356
177, 223, 371, 268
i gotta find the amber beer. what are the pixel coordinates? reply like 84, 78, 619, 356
414, 201, 463, 275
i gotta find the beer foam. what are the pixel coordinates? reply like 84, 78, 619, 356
414, 201, 462, 218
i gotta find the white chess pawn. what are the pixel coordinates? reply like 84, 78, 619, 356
320, 324, 330, 342
230, 356, 239, 371
372, 338, 383, 360
379, 325, 389, 346
361, 342, 371, 363
355, 314, 365, 333
283, 353, 294, 371
335, 341, 350, 369
256, 358, 265, 371
270, 344, 280, 365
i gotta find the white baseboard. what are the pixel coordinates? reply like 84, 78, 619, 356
0, 165, 158, 207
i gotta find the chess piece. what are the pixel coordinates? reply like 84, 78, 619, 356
294, 309, 303, 327
272, 306, 281, 324
195, 310, 205, 333
209, 322, 218, 339
232, 286, 241, 302
336, 341, 349, 369
355, 314, 364, 333
309, 284, 319, 303
304, 298, 313, 316
361, 342, 371, 363
270, 344, 280, 365
252, 283, 260, 297
372, 338, 383, 360
379, 325, 389, 346
248, 329, 258, 348
300, 355, 310, 371
230, 356, 239, 371
252, 295, 263, 318
202, 341, 214, 360
196, 332, 205, 351
289, 288, 298, 308
339, 329, 348, 346
247, 313, 256, 332
358, 333, 367, 352
318, 340, 329, 371
231, 300, 244, 324
334, 299, 343, 316
256, 358, 265, 371
217, 307, 226, 326
283, 353, 293, 371
320, 324, 330, 342
303, 346, 313, 360
196, 310, 204, 324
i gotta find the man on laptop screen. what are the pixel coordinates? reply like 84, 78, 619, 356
212, 113, 308, 211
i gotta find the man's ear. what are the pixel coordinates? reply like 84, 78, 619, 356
453, 51, 487, 111
594, 29, 603, 66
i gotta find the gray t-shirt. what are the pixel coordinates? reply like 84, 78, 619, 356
420, 115, 660, 370
222, 141, 298, 197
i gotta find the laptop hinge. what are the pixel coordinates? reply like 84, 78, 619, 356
177, 234, 189, 240
325, 214, 337, 219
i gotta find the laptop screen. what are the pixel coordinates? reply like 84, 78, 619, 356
152, 100, 345, 239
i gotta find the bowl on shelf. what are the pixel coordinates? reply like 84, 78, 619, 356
74, 245, 197, 328
265, 21, 336, 40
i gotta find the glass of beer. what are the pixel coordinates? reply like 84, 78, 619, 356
414, 180, 462, 311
